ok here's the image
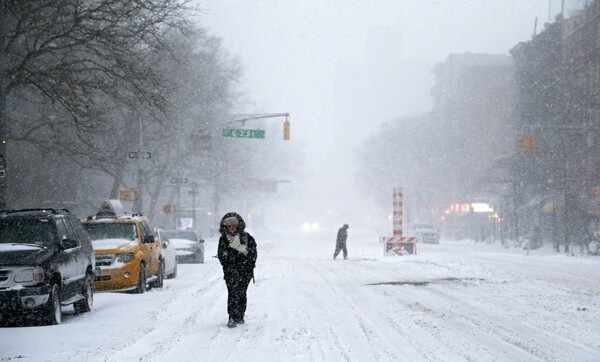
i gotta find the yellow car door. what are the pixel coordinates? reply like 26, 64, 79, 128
139, 221, 160, 276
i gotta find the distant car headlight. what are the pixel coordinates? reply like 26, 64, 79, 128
116, 253, 134, 263
302, 222, 319, 232
14, 267, 45, 284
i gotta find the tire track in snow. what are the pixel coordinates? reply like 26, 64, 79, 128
471, 254, 600, 293
239, 258, 333, 361
313, 259, 432, 361
323, 260, 491, 361
367, 278, 542, 361
318, 259, 543, 361
299, 259, 377, 360
419, 280, 600, 361
96, 267, 226, 362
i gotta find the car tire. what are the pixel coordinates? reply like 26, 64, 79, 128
133, 264, 146, 294
44, 284, 62, 325
150, 259, 164, 289
74, 275, 93, 314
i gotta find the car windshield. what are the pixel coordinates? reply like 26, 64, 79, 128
0, 220, 56, 246
83, 222, 137, 241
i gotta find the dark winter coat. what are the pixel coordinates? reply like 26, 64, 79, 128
217, 213, 257, 282
336, 225, 348, 246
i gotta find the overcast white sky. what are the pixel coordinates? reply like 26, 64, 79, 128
195, 0, 586, 229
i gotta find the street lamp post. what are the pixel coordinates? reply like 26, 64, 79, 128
188, 181, 199, 229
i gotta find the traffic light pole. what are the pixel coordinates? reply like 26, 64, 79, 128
229, 113, 290, 124
191, 113, 291, 140
231, 113, 291, 141
188, 112, 290, 231
0, 0, 8, 210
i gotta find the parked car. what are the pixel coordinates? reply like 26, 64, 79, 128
162, 229, 205, 263
410, 223, 440, 244
82, 200, 163, 293
0, 208, 95, 325
156, 229, 177, 279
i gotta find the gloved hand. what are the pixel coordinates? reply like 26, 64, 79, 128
229, 236, 242, 250
228, 235, 248, 255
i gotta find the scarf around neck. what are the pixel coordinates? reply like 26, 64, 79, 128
226, 233, 247, 254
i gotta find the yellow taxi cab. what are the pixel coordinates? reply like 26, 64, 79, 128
82, 200, 163, 293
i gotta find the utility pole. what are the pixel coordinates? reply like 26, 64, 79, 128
189, 181, 199, 229
0, 0, 8, 210
134, 119, 144, 213
172, 130, 189, 229
175, 140, 181, 229
129, 119, 153, 214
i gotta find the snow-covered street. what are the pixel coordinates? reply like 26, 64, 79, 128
2, 229, 599, 362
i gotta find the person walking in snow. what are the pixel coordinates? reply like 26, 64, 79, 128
333, 224, 349, 260
217, 212, 258, 328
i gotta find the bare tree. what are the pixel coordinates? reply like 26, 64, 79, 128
4, 0, 192, 116
1, 0, 193, 208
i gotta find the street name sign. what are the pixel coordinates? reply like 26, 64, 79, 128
128, 151, 151, 159
170, 177, 188, 184
222, 128, 265, 139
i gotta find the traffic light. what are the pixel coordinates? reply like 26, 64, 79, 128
283, 119, 290, 140
517, 133, 536, 154
517, 134, 528, 154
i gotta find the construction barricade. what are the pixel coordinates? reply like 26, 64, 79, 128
380, 187, 418, 255
381, 236, 418, 255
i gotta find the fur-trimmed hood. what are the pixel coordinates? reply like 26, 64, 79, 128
219, 212, 246, 235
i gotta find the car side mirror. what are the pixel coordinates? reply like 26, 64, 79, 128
60, 238, 78, 250
143, 235, 155, 244
161, 242, 167, 248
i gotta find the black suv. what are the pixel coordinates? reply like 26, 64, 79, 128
0, 209, 95, 325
